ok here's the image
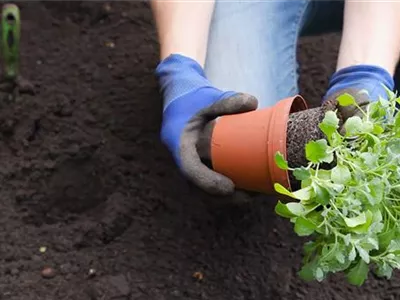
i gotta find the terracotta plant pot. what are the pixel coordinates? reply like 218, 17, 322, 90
210, 95, 308, 194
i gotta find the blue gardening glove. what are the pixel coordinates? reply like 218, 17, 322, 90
322, 65, 395, 126
156, 54, 258, 195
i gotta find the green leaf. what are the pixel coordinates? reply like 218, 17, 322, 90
294, 217, 316, 236
274, 183, 312, 201
303, 241, 317, 255
315, 267, 324, 282
347, 259, 369, 286
331, 164, 351, 184
286, 202, 305, 216
336, 251, 345, 264
275, 201, 295, 218
360, 152, 377, 168
366, 133, 381, 147
361, 121, 374, 133
307, 211, 324, 226
367, 178, 384, 205
329, 182, 345, 194
349, 246, 356, 261
395, 112, 400, 128
372, 124, 384, 135
293, 167, 311, 181
319, 111, 339, 139
352, 210, 374, 234
372, 208, 383, 223
356, 246, 370, 264
344, 213, 367, 228
388, 139, 400, 154
370, 101, 387, 119
292, 187, 313, 201
375, 262, 393, 279
313, 169, 331, 180
275, 200, 305, 218
337, 93, 356, 107
305, 139, 333, 164
298, 262, 316, 282
274, 151, 288, 170
388, 239, 400, 253
274, 183, 295, 198
344, 234, 352, 246
363, 237, 379, 251
344, 116, 363, 136
321, 243, 338, 262
330, 131, 343, 147
301, 178, 312, 189
379, 230, 397, 251
312, 183, 330, 205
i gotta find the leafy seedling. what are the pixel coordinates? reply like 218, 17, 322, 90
0, 3, 34, 101
274, 89, 400, 286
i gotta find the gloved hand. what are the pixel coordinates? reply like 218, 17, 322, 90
156, 54, 258, 195
321, 65, 395, 131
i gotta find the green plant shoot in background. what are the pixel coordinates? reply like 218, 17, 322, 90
1, 3, 20, 81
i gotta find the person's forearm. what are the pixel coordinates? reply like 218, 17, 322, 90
337, 1, 400, 75
150, 0, 215, 67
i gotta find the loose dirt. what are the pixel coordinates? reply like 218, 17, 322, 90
1, 2, 400, 300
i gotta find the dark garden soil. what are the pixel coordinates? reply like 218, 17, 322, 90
1, 2, 400, 300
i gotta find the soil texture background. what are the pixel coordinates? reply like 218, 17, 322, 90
1, 2, 400, 300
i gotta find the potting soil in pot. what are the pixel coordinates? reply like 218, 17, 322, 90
286, 97, 344, 187
1, 2, 400, 299
286, 107, 325, 186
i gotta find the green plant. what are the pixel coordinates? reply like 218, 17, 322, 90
1, 4, 20, 81
274, 88, 400, 286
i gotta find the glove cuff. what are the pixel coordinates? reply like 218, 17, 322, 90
324, 64, 395, 102
155, 54, 212, 111
155, 54, 206, 79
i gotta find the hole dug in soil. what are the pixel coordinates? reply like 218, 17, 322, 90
15, 153, 138, 248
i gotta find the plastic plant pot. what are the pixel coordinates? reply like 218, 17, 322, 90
210, 95, 308, 194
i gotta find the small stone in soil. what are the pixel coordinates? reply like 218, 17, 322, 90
41, 267, 56, 279
192, 271, 204, 281
105, 41, 115, 48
